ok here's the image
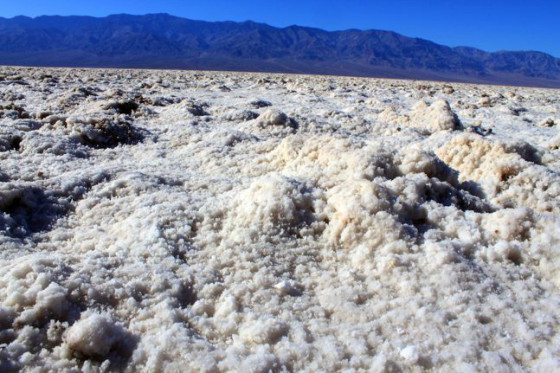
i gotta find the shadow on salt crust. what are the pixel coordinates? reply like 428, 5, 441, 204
0, 171, 110, 238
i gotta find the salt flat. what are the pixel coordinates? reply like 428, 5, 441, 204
0, 66, 559, 372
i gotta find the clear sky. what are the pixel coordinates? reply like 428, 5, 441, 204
2, 0, 559, 57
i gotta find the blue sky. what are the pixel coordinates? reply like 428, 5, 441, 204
2, 0, 559, 57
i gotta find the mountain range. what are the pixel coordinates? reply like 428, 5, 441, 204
0, 13, 559, 88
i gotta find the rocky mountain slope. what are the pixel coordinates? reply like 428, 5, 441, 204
0, 14, 559, 87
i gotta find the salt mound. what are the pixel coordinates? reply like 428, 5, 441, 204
325, 179, 403, 250
436, 133, 522, 184
539, 118, 555, 127
19, 131, 88, 157
72, 172, 196, 256
65, 116, 145, 148
408, 99, 461, 134
223, 175, 316, 241
174, 99, 210, 116
65, 312, 131, 359
396, 144, 457, 183
545, 135, 560, 170
10, 119, 43, 132
269, 135, 398, 185
241, 109, 297, 136
0, 256, 73, 324
436, 133, 560, 212
220, 109, 259, 122
377, 99, 461, 134
33, 114, 146, 149
548, 135, 560, 151
258, 109, 289, 126
378, 106, 401, 124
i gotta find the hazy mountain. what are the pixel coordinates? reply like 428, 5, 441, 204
0, 13, 558, 87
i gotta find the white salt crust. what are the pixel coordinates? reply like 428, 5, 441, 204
0, 66, 559, 372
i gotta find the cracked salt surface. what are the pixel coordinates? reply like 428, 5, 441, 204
0, 66, 559, 372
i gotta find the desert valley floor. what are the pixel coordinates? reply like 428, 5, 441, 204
0, 67, 559, 372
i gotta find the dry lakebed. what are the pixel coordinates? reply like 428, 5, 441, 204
0, 66, 559, 372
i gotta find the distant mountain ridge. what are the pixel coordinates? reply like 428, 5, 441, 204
0, 13, 559, 87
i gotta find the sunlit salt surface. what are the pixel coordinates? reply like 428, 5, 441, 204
0, 67, 559, 372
